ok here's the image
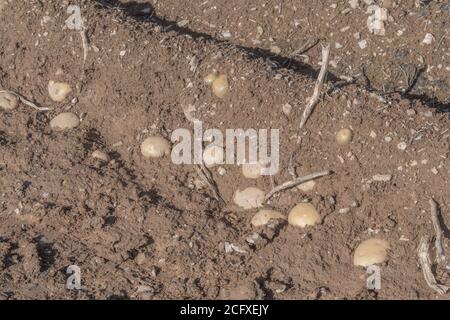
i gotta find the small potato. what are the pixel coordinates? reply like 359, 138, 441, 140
233, 187, 265, 210
336, 128, 353, 145
50, 112, 80, 131
141, 136, 171, 158
288, 203, 321, 228
353, 238, 390, 267
251, 209, 285, 227
48, 80, 72, 102
212, 74, 229, 98
204, 73, 218, 84
0, 92, 19, 110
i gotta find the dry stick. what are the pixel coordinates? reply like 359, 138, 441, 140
0, 90, 52, 111
418, 236, 450, 295
289, 37, 319, 57
299, 43, 331, 129
264, 170, 332, 202
430, 199, 446, 264
80, 28, 89, 64
195, 164, 226, 206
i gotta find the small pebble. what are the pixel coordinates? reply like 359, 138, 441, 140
372, 174, 392, 182
397, 142, 407, 151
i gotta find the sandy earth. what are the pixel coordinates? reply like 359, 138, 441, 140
0, 0, 449, 300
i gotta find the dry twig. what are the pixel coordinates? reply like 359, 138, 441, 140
195, 164, 225, 206
289, 37, 319, 58
264, 170, 332, 202
430, 199, 446, 264
418, 236, 450, 295
0, 90, 52, 111
299, 44, 331, 129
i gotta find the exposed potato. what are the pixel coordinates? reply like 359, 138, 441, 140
50, 112, 80, 131
288, 203, 321, 228
0, 92, 19, 110
353, 238, 390, 267
141, 136, 171, 158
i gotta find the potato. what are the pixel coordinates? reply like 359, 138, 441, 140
48, 81, 72, 102
251, 209, 285, 227
204, 73, 218, 84
336, 128, 353, 145
0, 92, 19, 110
353, 238, 390, 267
50, 112, 80, 131
212, 74, 229, 98
141, 136, 171, 158
233, 187, 265, 209
288, 203, 321, 228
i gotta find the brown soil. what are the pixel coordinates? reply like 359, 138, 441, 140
0, 0, 449, 300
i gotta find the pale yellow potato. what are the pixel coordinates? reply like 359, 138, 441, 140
353, 238, 390, 267
251, 209, 285, 227
336, 128, 353, 145
50, 112, 80, 131
204, 72, 218, 84
288, 203, 321, 228
0, 92, 19, 110
141, 136, 171, 158
212, 74, 229, 98
48, 80, 72, 102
